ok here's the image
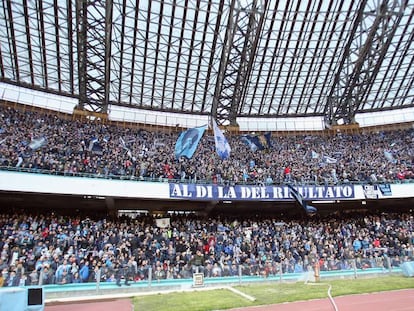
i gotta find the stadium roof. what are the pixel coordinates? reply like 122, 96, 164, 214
0, 0, 413, 126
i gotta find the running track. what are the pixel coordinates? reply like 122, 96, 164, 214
45, 289, 414, 311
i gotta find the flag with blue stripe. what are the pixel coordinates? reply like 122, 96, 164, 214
174, 125, 207, 159
212, 118, 231, 159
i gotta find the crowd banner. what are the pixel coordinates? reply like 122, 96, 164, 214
0, 171, 411, 201
169, 184, 355, 201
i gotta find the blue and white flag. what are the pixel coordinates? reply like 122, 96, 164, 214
241, 135, 259, 151
88, 137, 99, 152
311, 150, 319, 159
174, 125, 207, 159
288, 185, 317, 215
322, 155, 337, 164
119, 137, 127, 149
384, 150, 397, 163
241, 132, 271, 152
212, 118, 231, 159
28, 136, 47, 150
217, 224, 230, 232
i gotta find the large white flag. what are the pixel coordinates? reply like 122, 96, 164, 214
212, 118, 231, 159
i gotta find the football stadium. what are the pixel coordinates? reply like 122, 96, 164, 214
0, 0, 413, 310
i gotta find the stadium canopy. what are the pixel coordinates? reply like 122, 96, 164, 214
0, 0, 413, 130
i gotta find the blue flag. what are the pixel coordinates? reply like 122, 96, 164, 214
212, 118, 231, 159
174, 125, 207, 159
322, 155, 337, 164
28, 136, 47, 150
287, 185, 317, 215
241, 132, 271, 151
384, 150, 397, 164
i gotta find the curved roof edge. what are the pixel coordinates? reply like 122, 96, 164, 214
1, 82, 413, 132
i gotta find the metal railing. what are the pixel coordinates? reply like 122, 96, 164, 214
1, 165, 412, 186
2, 254, 409, 291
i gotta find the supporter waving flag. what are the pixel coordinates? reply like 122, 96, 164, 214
212, 118, 231, 159
174, 125, 207, 159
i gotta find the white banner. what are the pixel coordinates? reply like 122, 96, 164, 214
155, 218, 170, 228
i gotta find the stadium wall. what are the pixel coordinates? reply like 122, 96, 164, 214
0, 170, 412, 202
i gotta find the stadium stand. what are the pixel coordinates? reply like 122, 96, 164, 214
1, 2, 414, 311
0, 209, 413, 287
0, 105, 412, 185
0, 104, 413, 289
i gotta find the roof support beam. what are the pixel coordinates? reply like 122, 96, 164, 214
76, 0, 112, 114
22, 0, 34, 85
326, 0, 407, 126
211, 0, 265, 126
4, 0, 19, 81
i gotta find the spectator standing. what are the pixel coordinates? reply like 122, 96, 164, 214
79, 261, 90, 283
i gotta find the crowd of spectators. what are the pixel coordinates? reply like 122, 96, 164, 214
0, 105, 413, 185
0, 210, 413, 287
0, 105, 413, 287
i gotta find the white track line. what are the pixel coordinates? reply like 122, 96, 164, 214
224, 286, 256, 302
304, 278, 339, 311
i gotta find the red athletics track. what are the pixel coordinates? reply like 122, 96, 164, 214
45, 289, 414, 311
45, 298, 134, 311
230, 289, 414, 311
